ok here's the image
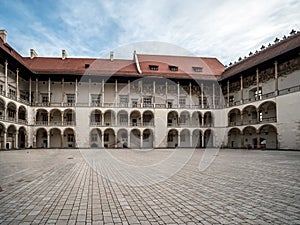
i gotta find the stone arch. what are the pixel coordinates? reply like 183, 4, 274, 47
228, 108, 241, 126
18, 105, 27, 124
130, 129, 141, 148
204, 111, 214, 127
36, 109, 48, 125
63, 128, 75, 148
6, 102, 17, 122
258, 101, 277, 123
18, 126, 27, 148
50, 128, 62, 148
7, 125, 17, 149
0, 97, 5, 119
117, 110, 128, 126
180, 111, 190, 127
130, 110, 141, 126
90, 109, 102, 125
259, 124, 277, 149
192, 129, 202, 148
0, 122, 6, 149
228, 128, 242, 148
242, 126, 257, 149
63, 109, 76, 126
180, 129, 191, 147
167, 129, 178, 148
117, 129, 128, 148
104, 110, 116, 126
167, 111, 179, 127
143, 129, 153, 148
50, 109, 62, 126
191, 111, 202, 127
90, 128, 102, 148
242, 105, 257, 125
104, 128, 115, 148
204, 129, 214, 148
143, 111, 154, 126
36, 128, 48, 148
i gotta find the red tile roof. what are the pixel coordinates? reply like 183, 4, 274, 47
221, 32, 300, 80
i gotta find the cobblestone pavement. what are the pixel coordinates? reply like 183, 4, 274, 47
0, 148, 300, 225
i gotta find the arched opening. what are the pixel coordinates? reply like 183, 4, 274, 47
18, 127, 26, 148
192, 129, 202, 148
191, 111, 202, 127
259, 125, 277, 149
130, 129, 141, 148
63, 128, 75, 148
204, 129, 214, 148
50, 109, 62, 126
63, 109, 76, 126
104, 128, 115, 148
167, 111, 178, 127
228, 108, 241, 126
104, 110, 116, 126
50, 128, 61, 148
258, 101, 277, 123
0, 123, 5, 149
7, 102, 17, 122
143, 129, 153, 148
180, 129, 190, 147
36, 128, 48, 148
90, 110, 102, 126
204, 111, 213, 127
90, 128, 102, 148
130, 111, 141, 126
0, 98, 5, 119
36, 109, 48, 125
18, 106, 27, 124
117, 110, 128, 126
117, 129, 128, 148
243, 126, 257, 149
167, 129, 178, 148
228, 128, 242, 148
143, 111, 154, 126
180, 111, 190, 127
7, 125, 17, 149
242, 105, 257, 125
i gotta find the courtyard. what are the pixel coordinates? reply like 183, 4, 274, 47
0, 148, 299, 225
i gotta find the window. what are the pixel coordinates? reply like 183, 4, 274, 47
179, 98, 186, 107
143, 97, 152, 105
9, 89, 16, 96
8, 110, 15, 118
255, 88, 262, 100
131, 99, 138, 107
91, 94, 101, 105
67, 134, 74, 142
41, 94, 48, 103
193, 67, 203, 72
169, 66, 178, 71
119, 114, 128, 123
67, 113, 74, 122
149, 65, 159, 71
67, 94, 75, 105
229, 96, 234, 103
91, 133, 98, 142
259, 111, 263, 122
167, 100, 173, 108
119, 95, 128, 106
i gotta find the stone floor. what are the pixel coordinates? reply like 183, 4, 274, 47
0, 148, 300, 225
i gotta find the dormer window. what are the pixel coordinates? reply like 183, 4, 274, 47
149, 65, 159, 71
169, 66, 178, 71
193, 67, 203, 72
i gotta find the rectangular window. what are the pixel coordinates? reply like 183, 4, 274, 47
91, 94, 101, 105
149, 65, 159, 71
169, 66, 178, 71
255, 88, 262, 100
179, 98, 186, 107
192, 67, 203, 72
91, 133, 97, 142
67, 134, 74, 142
67, 94, 75, 105
143, 97, 152, 105
119, 95, 128, 106
131, 99, 138, 107
9, 89, 16, 96
41, 94, 48, 103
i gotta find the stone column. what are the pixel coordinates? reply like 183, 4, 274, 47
102, 79, 105, 107
212, 82, 215, 108
115, 79, 117, 106
35, 78, 39, 105
4, 60, 8, 97
190, 133, 193, 148
48, 77, 51, 106
61, 78, 64, 106
29, 77, 32, 104
47, 132, 50, 148
61, 134, 64, 148
240, 75, 243, 104
189, 82, 192, 108
102, 114, 104, 126
16, 68, 19, 100
256, 68, 259, 100
178, 132, 181, 147
3, 131, 6, 149
140, 133, 143, 148
88, 78, 91, 106
75, 78, 78, 106
274, 61, 278, 95
165, 81, 168, 107
127, 133, 130, 148
101, 133, 104, 148
227, 80, 230, 106
202, 133, 205, 148
201, 83, 204, 108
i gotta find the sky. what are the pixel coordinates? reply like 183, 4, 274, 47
0, 0, 299, 65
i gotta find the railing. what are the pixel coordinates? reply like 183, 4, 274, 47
228, 117, 277, 127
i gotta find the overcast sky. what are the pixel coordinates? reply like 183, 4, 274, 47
0, 0, 299, 65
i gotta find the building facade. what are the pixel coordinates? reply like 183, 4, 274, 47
0, 30, 300, 150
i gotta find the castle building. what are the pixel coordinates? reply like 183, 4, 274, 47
0, 29, 299, 150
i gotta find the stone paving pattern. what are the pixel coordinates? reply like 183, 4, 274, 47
0, 149, 300, 224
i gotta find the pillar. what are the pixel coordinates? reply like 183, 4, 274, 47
202, 133, 205, 148
102, 79, 104, 107
189, 82, 192, 108
178, 132, 181, 147
190, 133, 193, 148
274, 61, 278, 95
257, 109, 260, 123
102, 113, 104, 126
61, 134, 64, 148
256, 68, 259, 100
75, 78, 78, 106
47, 132, 50, 148
115, 79, 117, 106
88, 78, 91, 106
48, 77, 51, 106
3, 131, 6, 149
212, 82, 215, 108
127, 132, 130, 148
177, 82, 180, 107
257, 132, 260, 149
15, 131, 18, 148
16, 68, 19, 100
227, 80, 230, 106
101, 133, 104, 148
240, 75, 243, 104
165, 81, 168, 107
140, 134, 143, 148
4, 60, 8, 97
35, 78, 39, 105
201, 116, 204, 127
201, 82, 204, 108
61, 78, 64, 106
29, 77, 32, 104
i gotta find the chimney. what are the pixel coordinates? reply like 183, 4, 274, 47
30, 49, 38, 59
0, 30, 7, 43
62, 50, 67, 60
110, 51, 114, 61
